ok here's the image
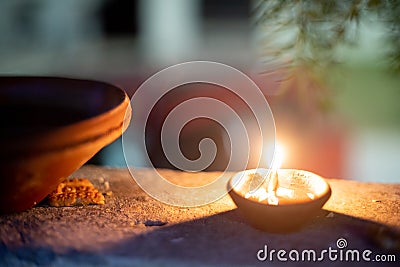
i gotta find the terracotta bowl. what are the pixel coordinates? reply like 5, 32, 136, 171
0, 76, 131, 213
228, 169, 331, 233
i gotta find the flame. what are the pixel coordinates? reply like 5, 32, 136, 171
245, 142, 286, 205
271, 142, 284, 172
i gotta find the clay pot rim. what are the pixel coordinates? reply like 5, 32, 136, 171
0, 76, 131, 156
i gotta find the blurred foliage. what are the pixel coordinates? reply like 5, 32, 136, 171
253, 0, 400, 111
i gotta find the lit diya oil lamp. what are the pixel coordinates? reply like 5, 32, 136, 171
228, 144, 331, 233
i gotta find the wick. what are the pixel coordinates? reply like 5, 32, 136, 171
267, 170, 279, 205
244, 169, 280, 205
268, 170, 278, 193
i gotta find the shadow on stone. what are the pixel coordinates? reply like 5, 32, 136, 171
101, 209, 399, 266
1, 208, 398, 266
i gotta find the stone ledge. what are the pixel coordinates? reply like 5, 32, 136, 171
0, 165, 399, 266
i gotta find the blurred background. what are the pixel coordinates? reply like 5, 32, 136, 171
0, 0, 399, 183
